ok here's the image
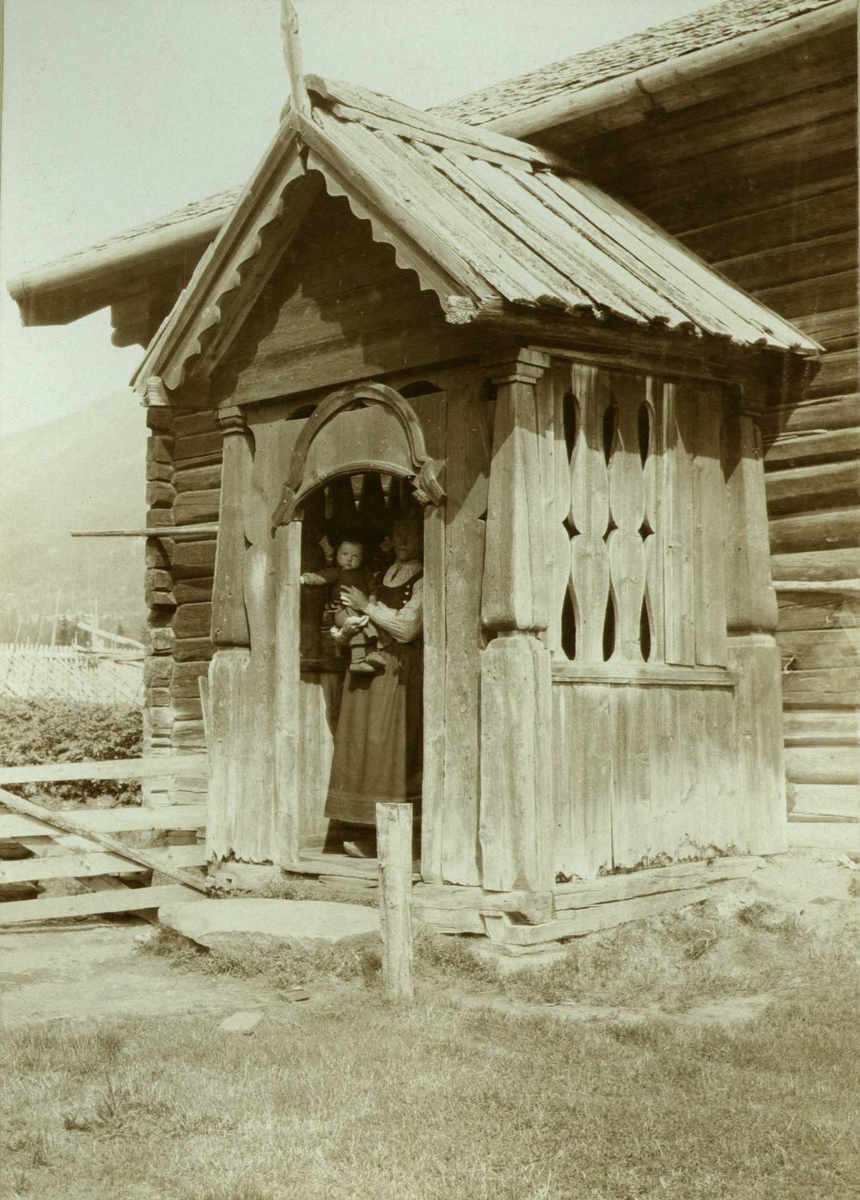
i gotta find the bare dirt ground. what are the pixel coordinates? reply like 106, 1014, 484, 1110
0, 924, 281, 1025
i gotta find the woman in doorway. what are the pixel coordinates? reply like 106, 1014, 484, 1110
323, 505, 424, 858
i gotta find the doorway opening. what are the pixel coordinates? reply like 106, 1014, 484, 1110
297, 470, 425, 863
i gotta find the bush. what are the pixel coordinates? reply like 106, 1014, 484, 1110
0, 697, 143, 804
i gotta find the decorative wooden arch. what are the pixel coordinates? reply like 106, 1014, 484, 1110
270, 382, 445, 530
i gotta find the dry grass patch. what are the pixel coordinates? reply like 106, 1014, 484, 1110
143, 896, 858, 1015
2, 970, 859, 1200
5, 890, 857, 1199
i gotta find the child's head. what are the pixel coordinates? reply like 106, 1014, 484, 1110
336, 539, 365, 570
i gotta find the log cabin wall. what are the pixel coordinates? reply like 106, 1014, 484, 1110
536, 20, 859, 821
142, 399, 221, 811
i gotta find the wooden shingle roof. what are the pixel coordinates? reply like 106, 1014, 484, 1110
132, 77, 818, 393
8, 0, 847, 334
434, 0, 844, 128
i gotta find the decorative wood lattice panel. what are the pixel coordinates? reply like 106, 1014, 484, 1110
543, 363, 727, 668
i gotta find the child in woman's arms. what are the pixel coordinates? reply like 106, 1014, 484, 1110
300, 538, 385, 673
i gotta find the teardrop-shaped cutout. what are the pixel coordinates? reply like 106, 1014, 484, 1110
563, 391, 578, 460
602, 402, 618, 463
602, 591, 616, 662
637, 402, 651, 466
561, 586, 577, 661
639, 597, 652, 663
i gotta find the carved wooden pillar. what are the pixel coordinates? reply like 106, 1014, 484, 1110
212, 406, 252, 647
207, 406, 253, 861
273, 520, 303, 867
480, 349, 554, 892
722, 393, 787, 854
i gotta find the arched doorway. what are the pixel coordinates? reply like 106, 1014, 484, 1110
269, 383, 446, 864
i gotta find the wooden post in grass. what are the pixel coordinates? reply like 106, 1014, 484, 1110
376, 803, 414, 1002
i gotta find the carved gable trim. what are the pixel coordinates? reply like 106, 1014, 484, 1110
271, 382, 445, 530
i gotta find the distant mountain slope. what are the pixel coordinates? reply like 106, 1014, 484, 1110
0, 390, 147, 636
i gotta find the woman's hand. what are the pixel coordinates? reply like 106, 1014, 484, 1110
340, 586, 369, 613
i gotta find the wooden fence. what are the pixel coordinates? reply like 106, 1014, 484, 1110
0, 755, 208, 925
0, 643, 145, 706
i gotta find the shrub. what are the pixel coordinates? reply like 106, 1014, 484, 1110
0, 697, 143, 804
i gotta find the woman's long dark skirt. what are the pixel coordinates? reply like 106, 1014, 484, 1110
324, 640, 423, 829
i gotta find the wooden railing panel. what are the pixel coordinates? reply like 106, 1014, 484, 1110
607, 373, 648, 661
568, 363, 611, 661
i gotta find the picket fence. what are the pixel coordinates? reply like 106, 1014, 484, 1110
0, 643, 144, 706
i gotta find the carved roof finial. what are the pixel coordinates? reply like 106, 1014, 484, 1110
280, 0, 312, 118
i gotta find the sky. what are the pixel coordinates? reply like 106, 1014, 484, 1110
0, 0, 718, 437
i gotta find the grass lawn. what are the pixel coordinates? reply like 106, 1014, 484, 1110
2, 903, 859, 1200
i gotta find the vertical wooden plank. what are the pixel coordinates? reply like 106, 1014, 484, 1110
480, 635, 553, 891
722, 409, 780, 635
703, 685, 739, 854
729, 636, 788, 855
662, 383, 696, 665
240, 414, 311, 865
273, 521, 302, 867
569, 363, 611, 662
566, 683, 613, 879
206, 648, 251, 863
654, 685, 683, 858
609, 684, 652, 869
693, 386, 728, 666
479, 353, 555, 892
722, 405, 786, 855
683, 686, 709, 857
482, 351, 550, 632
440, 371, 486, 885
299, 672, 343, 849
607, 373, 647, 662
420, 503, 446, 883
643, 377, 665, 663
408, 387, 449, 885
211, 411, 252, 646
673, 685, 700, 858
377, 802, 414, 1003
551, 683, 572, 878
228, 542, 275, 863
538, 367, 571, 659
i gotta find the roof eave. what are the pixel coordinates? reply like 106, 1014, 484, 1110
483, 0, 855, 142
7, 205, 232, 328
468, 299, 823, 360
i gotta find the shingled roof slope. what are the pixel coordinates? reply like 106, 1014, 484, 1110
432, 0, 842, 126
132, 75, 818, 394
8, 0, 844, 329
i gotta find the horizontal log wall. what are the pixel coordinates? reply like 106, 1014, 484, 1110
143, 401, 221, 808
550, 23, 858, 814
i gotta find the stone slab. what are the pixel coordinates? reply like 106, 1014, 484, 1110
159, 898, 379, 954
218, 1010, 264, 1034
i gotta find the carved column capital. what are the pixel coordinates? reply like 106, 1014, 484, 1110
144, 376, 170, 408
217, 405, 247, 436
483, 348, 551, 389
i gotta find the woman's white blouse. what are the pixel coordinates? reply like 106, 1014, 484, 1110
366, 560, 423, 644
